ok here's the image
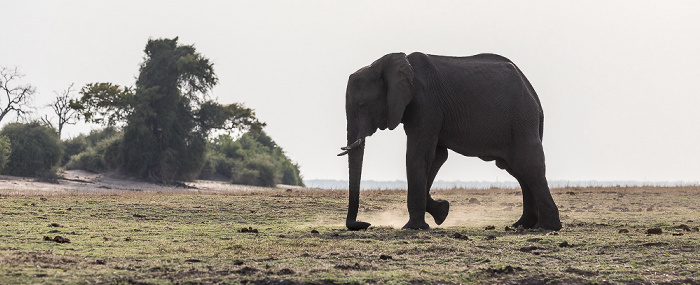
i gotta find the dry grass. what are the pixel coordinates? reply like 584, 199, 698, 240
0, 185, 698, 284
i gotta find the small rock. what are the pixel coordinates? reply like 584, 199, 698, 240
618, 229, 630, 233
278, 268, 295, 275
240, 227, 259, 233
484, 225, 495, 230
53, 236, 70, 243
44, 235, 70, 243
95, 259, 106, 265
646, 228, 662, 235
504, 226, 516, 232
103, 237, 110, 241
379, 254, 392, 260
672, 233, 684, 236
124, 237, 132, 241
48, 223, 63, 228
484, 235, 497, 241
233, 260, 244, 265
468, 198, 480, 205
185, 259, 202, 263
310, 229, 320, 234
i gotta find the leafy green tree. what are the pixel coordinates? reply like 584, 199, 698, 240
72, 83, 134, 127
71, 37, 264, 183
0, 122, 62, 177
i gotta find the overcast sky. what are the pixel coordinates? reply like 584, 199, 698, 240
2, 1, 699, 183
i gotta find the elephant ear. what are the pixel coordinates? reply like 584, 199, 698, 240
382, 53, 414, 130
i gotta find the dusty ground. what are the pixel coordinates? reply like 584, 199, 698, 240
1, 172, 698, 284
0, 170, 281, 194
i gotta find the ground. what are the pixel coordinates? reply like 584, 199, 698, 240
0, 171, 698, 284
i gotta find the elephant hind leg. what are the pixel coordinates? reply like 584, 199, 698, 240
426, 145, 450, 225
506, 144, 561, 230
510, 175, 539, 228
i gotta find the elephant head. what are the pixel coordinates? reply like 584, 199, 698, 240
338, 53, 414, 230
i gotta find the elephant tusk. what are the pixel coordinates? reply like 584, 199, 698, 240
337, 137, 365, 156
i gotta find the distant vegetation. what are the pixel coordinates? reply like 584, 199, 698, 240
0, 37, 303, 186
62, 128, 304, 187
0, 122, 62, 181
200, 132, 304, 187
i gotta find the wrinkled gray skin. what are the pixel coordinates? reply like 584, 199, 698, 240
339, 52, 561, 231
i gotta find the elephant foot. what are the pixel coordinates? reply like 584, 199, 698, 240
533, 218, 562, 231
402, 219, 430, 230
512, 215, 538, 229
426, 199, 450, 225
346, 220, 371, 231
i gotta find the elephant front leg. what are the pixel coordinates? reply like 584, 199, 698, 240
403, 170, 429, 230
402, 141, 434, 230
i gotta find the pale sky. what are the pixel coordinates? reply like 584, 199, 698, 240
2, 1, 699, 183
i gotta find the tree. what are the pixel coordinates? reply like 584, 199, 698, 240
71, 37, 265, 183
73, 82, 134, 127
0, 66, 36, 123
46, 83, 80, 139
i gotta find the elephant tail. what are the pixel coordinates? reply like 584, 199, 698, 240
539, 111, 544, 142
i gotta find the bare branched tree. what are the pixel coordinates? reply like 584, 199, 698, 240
48, 83, 79, 139
0, 66, 36, 123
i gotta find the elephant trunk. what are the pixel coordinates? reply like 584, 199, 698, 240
339, 135, 371, 231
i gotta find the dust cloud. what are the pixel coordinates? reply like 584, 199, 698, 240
361, 196, 520, 229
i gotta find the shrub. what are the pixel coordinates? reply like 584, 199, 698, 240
230, 155, 280, 187
65, 149, 107, 173
65, 130, 123, 173
0, 122, 63, 177
0, 135, 11, 171
61, 135, 89, 165
200, 131, 304, 187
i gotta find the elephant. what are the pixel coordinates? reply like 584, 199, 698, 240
338, 52, 561, 231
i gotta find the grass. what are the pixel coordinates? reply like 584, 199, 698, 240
0, 186, 698, 284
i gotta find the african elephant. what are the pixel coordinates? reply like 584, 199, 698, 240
338, 52, 561, 231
